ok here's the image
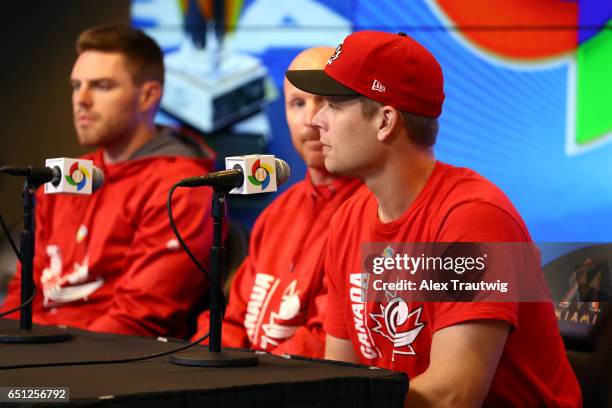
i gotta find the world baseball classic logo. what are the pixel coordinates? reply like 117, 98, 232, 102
247, 159, 274, 190
64, 162, 90, 191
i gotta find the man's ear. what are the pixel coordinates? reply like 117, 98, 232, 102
139, 80, 162, 112
376, 106, 401, 143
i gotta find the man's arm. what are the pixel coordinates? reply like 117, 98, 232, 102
88, 173, 212, 337
404, 201, 522, 407
271, 282, 327, 358
325, 334, 359, 363
405, 320, 510, 408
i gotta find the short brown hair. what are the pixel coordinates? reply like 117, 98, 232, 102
76, 24, 164, 85
360, 97, 438, 149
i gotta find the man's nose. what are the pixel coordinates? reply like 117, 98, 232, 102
74, 86, 93, 107
311, 103, 327, 130
304, 101, 321, 128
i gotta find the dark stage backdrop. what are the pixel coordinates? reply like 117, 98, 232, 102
0, 1, 130, 226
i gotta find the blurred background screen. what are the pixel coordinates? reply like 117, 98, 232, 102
131, 0, 612, 243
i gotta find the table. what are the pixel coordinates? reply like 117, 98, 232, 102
0, 319, 407, 407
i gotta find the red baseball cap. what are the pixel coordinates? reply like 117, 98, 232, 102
286, 31, 445, 118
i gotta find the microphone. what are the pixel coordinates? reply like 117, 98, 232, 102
0, 158, 105, 195
178, 155, 291, 194
0, 165, 62, 185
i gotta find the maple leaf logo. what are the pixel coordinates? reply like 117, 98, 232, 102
327, 41, 344, 66
370, 297, 425, 356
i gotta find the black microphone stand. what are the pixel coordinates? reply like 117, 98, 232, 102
0, 178, 71, 343
170, 187, 258, 367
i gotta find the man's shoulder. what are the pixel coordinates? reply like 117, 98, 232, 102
435, 162, 517, 212
435, 162, 530, 240
437, 162, 499, 193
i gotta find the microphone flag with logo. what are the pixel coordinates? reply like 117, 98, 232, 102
44, 158, 104, 195
177, 155, 290, 194
226, 155, 289, 195
0, 158, 104, 195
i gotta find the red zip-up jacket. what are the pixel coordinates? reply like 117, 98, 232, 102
2, 128, 215, 338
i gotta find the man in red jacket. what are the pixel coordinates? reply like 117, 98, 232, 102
191, 47, 362, 357
1, 25, 214, 338
287, 31, 582, 406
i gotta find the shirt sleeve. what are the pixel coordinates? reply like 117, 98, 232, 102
431, 201, 529, 333
438, 200, 528, 242
88, 172, 212, 338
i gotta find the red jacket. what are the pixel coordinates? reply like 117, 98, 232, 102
193, 174, 362, 357
2, 128, 215, 338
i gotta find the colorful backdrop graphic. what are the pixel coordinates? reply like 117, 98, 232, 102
132, 0, 612, 242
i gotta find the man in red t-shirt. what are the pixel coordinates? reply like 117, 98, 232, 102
287, 31, 581, 406
191, 47, 361, 357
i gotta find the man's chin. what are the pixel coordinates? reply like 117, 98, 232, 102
303, 154, 326, 169
76, 133, 100, 148
323, 159, 353, 177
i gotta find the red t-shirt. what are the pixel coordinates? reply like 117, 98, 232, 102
324, 161, 581, 407
193, 174, 362, 357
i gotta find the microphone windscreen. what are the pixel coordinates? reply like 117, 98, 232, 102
274, 158, 291, 186
92, 166, 105, 192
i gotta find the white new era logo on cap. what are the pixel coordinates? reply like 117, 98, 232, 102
372, 79, 386, 92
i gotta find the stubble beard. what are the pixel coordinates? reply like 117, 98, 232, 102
75, 113, 137, 150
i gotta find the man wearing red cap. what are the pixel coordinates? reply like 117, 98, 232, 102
287, 31, 581, 406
